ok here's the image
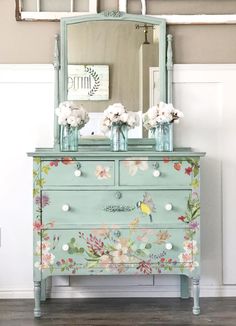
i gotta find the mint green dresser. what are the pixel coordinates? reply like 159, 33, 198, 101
28, 147, 205, 317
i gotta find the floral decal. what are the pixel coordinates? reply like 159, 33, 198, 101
156, 230, 171, 244
95, 165, 111, 180
124, 158, 148, 176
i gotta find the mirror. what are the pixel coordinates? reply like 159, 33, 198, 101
60, 14, 167, 138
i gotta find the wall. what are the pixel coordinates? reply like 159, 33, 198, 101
1, 1, 236, 64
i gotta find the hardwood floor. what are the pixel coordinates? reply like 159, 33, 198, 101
0, 298, 236, 326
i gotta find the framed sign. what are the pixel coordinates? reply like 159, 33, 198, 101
68, 65, 109, 101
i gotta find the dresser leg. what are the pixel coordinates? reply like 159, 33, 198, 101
192, 277, 200, 315
180, 275, 189, 299
40, 279, 47, 302
34, 281, 41, 318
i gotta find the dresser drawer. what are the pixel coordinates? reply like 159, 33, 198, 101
42, 189, 191, 226
41, 159, 115, 186
119, 158, 194, 186
37, 228, 195, 275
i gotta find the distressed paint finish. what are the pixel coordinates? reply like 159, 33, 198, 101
29, 149, 204, 316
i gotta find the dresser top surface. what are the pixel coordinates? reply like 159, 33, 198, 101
28, 147, 205, 158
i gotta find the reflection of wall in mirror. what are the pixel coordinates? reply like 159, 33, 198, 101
67, 21, 159, 114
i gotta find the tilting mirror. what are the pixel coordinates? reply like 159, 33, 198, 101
58, 13, 167, 138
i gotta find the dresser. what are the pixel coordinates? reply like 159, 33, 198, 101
28, 148, 205, 317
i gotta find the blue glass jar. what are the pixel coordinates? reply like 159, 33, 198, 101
154, 122, 173, 151
60, 125, 78, 151
111, 123, 128, 151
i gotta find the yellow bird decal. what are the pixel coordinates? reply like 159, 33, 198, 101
137, 192, 156, 223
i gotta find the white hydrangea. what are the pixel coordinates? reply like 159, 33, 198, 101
100, 103, 139, 134
142, 102, 184, 130
55, 101, 89, 129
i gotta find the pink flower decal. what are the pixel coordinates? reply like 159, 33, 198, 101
174, 162, 182, 171
87, 234, 105, 256
62, 157, 75, 165
95, 165, 111, 180
163, 157, 170, 163
33, 221, 44, 232
185, 166, 193, 175
124, 158, 148, 176
50, 160, 59, 167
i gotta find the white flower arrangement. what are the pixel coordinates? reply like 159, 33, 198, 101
55, 101, 89, 129
143, 102, 184, 130
101, 103, 140, 134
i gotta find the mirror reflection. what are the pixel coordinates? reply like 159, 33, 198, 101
67, 21, 160, 137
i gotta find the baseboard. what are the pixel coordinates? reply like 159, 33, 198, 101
1, 285, 236, 299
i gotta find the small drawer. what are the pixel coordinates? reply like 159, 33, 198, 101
37, 228, 195, 275
41, 159, 115, 187
41, 190, 191, 226
119, 158, 194, 186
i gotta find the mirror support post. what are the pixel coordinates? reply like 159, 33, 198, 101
167, 34, 173, 104
53, 34, 60, 149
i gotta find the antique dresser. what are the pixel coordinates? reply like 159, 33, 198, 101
28, 13, 205, 317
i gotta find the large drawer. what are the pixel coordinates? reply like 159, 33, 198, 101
36, 228, 196, 275
119, 158, 194, 186
41, 189, 191, 226
41, 159, 115, 186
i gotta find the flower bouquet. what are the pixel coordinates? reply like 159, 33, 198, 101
101, 103, 140, 151
143, 102, 184, 151
56, 101, 89, 151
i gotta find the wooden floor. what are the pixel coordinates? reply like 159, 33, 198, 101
0, 298, 236, 326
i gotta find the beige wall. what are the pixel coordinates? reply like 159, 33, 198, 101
1, 0, 236, 64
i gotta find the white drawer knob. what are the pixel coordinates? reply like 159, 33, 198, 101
153, 170, 161, 177
74, 169, 82, 177
165, 242, 173, 250
62, 204, 70, 212
62, 244, 69, 251
165, 203, 173, 211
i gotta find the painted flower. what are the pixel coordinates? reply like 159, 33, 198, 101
92, 225, 110, 238
34, 194, 50, 208
178, 215, 186, 222
86, 234, 105, 256
41, 252, 55, 269
187, 261, 199, 272
189, 221, 200, 231
111, 238, 130, 264
185, 166, 193, 175
95, 165, 111, 180
33, 221, 44, 232
137, 260, 152, 274
163, 157, 170, 163
50, 160, 59, 167
183, 240, 198, 255
174, 162, 182, 171
62, 157, 75, 165
156, 230, 171, 245
124, 158, 148, 176
178, 252, 192, 263
100, 254, 112, 268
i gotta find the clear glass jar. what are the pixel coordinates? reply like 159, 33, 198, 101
110, 123, 128, 151
154, 122, 173, 151
60, 125, 78, 152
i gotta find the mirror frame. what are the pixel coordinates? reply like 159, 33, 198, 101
55, 12, 168, 148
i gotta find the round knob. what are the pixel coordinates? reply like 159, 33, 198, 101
153, 170, 161, 177
62, 204, 70, 212
62, 244, 69, 251
165, 242, 173, 250
115, 191, 122, 199
74, 169, 82, 177
165, 203, 173, 211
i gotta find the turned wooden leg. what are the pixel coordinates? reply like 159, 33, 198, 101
192, 277, 200, 315
34, 281, 41, 318
180, 275, 189, 299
